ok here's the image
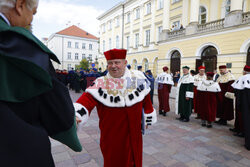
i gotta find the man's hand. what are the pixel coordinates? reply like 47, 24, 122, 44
186, 97, 190, 100
76, 116, 82, 124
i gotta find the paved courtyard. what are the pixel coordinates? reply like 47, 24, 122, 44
51, 90, 250, 167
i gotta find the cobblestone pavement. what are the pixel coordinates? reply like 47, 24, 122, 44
51, 90, 250, 167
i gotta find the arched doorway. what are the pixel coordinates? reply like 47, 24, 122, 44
142, 58, 149, 72
247, 47, 250, 66
201, 46, 218, 72
170, 51, 181, 75
132, 59, 137, 70
153, 57, 158, 77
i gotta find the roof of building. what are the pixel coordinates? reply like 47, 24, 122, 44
56, 25, 98, 40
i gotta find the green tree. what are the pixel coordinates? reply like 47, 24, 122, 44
76, 58, 89, 70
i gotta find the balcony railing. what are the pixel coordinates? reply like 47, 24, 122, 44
243, 11, 250, 24
167, 29, 186, 39
197, 19, 225, 33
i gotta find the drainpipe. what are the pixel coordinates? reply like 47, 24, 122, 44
122, 4, 125, 49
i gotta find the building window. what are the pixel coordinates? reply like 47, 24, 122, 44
68, 41, 71, 48
109, 38, 112, 50
103, 40, 105, 52
116, 35, 119, 48
82, 54, 86, 59
199, 6, 207, 24
127, 13, 131, 23
89, 44, 93, 50
225, 0, 231, 15
126, 36, 130, 50
103, 24, 106, 33
172, 0, 181, 3
89, 54, 93, 62
108, 21, 112, 30
67, 64, 71, 71
135, 8, 140, 19
146, 3, 151, 15
75, 53, 79, 60
135, 33, 139, 48
158, 0, 163, 9
67, 52, 71, 59
171, 21, 180, 31
82, 43, 86, 49
158, 26, 163, 41
145, 30, 150, 46
75, 42, 79, 49
144, 59, 149, 71
116, 17, 120, 27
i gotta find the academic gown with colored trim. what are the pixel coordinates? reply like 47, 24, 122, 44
216, 72, 235, 121
196, 80, 221, 122
175, 74, 194, 119
193, 74, 206, 113
156, 73, 174, 113
232, 74, 250, 150
0, 17, 81, 167
76, 69, 157, 167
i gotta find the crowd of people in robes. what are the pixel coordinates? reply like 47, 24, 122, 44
55, 68, 105, 93
154, 64, 250, 151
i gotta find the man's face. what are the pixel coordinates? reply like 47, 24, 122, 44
219, 69, 227, 75
182, 68, 189, 75
199, 69, 205, 75
107, 59, 127, 78
10, 0, 37, 28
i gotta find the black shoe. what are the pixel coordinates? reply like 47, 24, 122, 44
201, 123, 206, 127
245, 145, 250, 151
229, 128, 238, 133
162, 112, 167, 117
207, 124, 213, 128
181, 118, 190, 122
159, 110, 163, 115
176, 117, 184, 120
215, 119, 222, 124
234, 132, 245, 138
220, 120, 227, 126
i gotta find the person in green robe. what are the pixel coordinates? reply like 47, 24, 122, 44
175, 66, 194, 122
0, 0, 82, 167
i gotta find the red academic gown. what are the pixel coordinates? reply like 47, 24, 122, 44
158, 83, 172, 113
217, 80, 235, 121
196, 80, 221, 122
197, 91, 219, 122
77, 92, 153, 167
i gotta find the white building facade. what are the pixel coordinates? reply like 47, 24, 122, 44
47, 25, 99, 70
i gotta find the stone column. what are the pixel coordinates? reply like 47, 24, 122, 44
190, 0, 200, 23
182, 0, 189, 27
186, 0, 199, 35
224, 0, 243, 27
161, 0, 170, 41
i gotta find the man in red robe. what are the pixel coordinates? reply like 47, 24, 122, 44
196, 72, 221, 128
193, 66, 206, 119
216, 65, 235, 125
156, 66, 174, 116
74, 49, 157, 167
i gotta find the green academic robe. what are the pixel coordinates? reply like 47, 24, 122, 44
0, 16, 81, 167
175, 74, 194, 119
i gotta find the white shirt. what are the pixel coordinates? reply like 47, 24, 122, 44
0, 12, 11, 26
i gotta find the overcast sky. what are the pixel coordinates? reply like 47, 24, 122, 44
33, 0, 122, 39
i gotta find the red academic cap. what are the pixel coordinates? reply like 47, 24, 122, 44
163, 66, 169, 72
206, 72, 214, 77
104, 49, 127, 61
198, 66, 205, 70
244, 65, 250, 72
219, 65, 227, 69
